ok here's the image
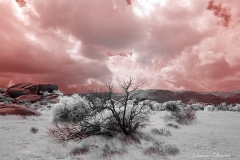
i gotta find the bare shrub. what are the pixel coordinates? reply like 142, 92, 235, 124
48, 78, 150, 143
47, 122, 113, 143
70, 145, 90, 156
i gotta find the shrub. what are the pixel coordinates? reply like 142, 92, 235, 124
53, 90, 64, 96
152, 102, 163, 111
40, 99, 48, 105
166, 122, 180, 129
102, 143, 122, 158
164, 101, 181, 112
52, 94, 92, 123
188, 103, 203, 110
70, 145, 90, 156
164, 107, 196, 125
17, 100, 31, 107
144, 141, 166, 156
217, 102, 228, 111
151, 128, 171, 136
134, 131, 154, 142
172, 109, 196, 124
48, 78, 150, 143
204, 105, 215, 111
164, 144, 180, 155
30, 127, 38, 134
30, 103, 42, 110
232, 104, 240, 112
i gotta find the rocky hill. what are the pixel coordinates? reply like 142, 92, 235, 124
132, 89, 240, 105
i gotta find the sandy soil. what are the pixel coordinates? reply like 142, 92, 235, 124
0, 109, 239, 160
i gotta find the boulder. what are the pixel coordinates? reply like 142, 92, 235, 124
0, 104, 41, 116
7, 83, 39, 98
15, 94, 42, 103
38, 84, 58, 94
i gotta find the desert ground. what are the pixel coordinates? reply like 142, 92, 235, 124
0, 107, 239, 160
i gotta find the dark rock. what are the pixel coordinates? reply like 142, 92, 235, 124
0, 104, 41, 116
38, 84, 58, 94
15, 94, 42, 103
7, 83, 39, 98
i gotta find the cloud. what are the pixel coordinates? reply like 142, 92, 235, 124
207, 0, 231, 27
1, 0, 240, 93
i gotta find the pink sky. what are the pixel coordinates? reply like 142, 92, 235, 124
1, 0, 240, 94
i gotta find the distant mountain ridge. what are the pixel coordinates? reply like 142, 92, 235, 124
132, 89, 240, 105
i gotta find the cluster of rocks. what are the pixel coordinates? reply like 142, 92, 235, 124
0, 83, 62, 116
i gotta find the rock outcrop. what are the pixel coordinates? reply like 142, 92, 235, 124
0, 104, 42, 116
0, 83, 61, 116
7, 83, 39, 98
15, 94, 42, 103
6, 83, 59, 98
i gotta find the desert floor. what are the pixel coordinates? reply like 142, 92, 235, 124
0, 108, 240, 160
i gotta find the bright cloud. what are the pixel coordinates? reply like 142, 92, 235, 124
1, 0, 240, 93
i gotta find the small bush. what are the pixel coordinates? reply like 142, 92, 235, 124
52, 94, 92, 123
70, 145, 90, 156
164, 144, 180, 155
151, 128, 171, 136
204, 105, 215, 111
152, 102, 163, 111
232, 104, 240, 112
40, 99, 48, 105
185, 109, 197, 121
217, 102, 228, 111
172, 109, 196, 124
30, 127, 38, 134
188, 103, 203, 110
144, 141, 165, 156
165, 101, 181, 112
166, 122, 180, 129
164, 108, 196, 125
102, 143, 122, 158
30, 103, 42, 110
116, 132, 142, 144
144, 146, 164, 156
135, 131, 154, 142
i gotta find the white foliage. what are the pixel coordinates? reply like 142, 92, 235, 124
53, 90, 64, 96
52, 94, 92, 122
204, 105, 215, 112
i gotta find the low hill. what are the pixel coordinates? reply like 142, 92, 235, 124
132, 89, 240, 105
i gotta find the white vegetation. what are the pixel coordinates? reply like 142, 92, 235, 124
1, 85, 240, 159
1, 106, 240, 159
